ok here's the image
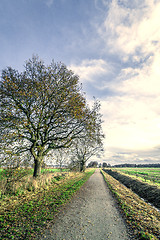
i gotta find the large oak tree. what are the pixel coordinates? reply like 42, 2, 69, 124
0, 56, 98, 177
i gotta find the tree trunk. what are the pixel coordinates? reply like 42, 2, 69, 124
33, 159, 42, 177
79, 160, 85, 172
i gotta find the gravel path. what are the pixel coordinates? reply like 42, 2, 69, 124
41, 169, 132, 240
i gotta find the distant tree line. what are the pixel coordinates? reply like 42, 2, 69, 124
87, 161, 111, 168
102, 162, 111, 168
113, 163, 160, 168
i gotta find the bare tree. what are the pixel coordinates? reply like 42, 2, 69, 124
54, 149, 69, 171
88, 161, 98, 168
70, 100, 104, 172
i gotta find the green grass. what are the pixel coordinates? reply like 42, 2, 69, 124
0, 168, 68, 179
41, 168, 69, 173
0, 170, 95, 240
114, 168, 160, 186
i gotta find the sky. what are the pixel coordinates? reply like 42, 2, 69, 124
1, 0, 160, 165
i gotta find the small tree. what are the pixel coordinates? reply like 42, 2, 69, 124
102, 162, 108, 168
98, 163, 102, 168
88, 161, 98, 168
54, 149, 69, 171
70, 100, 104, 172
0, 56, 98, 177
71, 138, 104, 172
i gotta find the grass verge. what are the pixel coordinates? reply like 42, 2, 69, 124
0, 170, 95, 240
101, 169, 160, 240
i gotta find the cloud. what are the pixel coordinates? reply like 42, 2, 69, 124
98, 0, 160, 61
45, 0, 54, 7
101, 53, 160, 151
70, 59, 112, 83
99, 53, 160, 164
100, 63, 160, 163
109, 53, 160, 99
103, 148, 160, 165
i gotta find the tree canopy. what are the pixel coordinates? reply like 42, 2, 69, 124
0, 56, 104, 177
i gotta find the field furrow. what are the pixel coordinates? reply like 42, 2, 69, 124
103, 168, 160, 209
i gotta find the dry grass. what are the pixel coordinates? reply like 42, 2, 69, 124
0, 171, 51, 196
0, 168, 69, 196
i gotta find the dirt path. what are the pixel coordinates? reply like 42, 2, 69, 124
41, 169, 133, 240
